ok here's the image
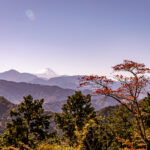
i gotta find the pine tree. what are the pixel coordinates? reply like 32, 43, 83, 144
142, 93, 150, 128
1, 95, 53, 148
54, 91, 96, 144
107, 106, 135, 149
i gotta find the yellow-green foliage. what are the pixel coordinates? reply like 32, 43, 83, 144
37, 144, 74, 150
1, 146, 19, 150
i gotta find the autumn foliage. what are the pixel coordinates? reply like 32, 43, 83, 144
1, 60, 150, 149
79, 60, 150, 149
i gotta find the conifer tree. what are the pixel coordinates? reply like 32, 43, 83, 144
107, 106, 135, 149
1, 95, 52, 148
54, 91, 96, 144
141, 93, 150, 128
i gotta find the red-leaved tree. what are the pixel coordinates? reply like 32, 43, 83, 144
79, 60, 150, 149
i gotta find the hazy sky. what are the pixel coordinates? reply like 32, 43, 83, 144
0, 0, 150, 76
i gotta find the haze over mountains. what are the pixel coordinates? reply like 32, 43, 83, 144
0, 69, 37, 83
0, 69, 80, 89
0, 69, 118, 112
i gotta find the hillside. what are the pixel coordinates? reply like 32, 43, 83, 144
96, 105, 119, 117
31, 75, 81, 89
0, 80, 75, 105
0, 96, 16, 133
0, 79, 118, 112
0, 97, 56, 134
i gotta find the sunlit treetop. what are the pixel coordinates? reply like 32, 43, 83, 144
112, 60, 150, 75
79, 60, 150, 110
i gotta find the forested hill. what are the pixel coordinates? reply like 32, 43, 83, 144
0, 80, 74, 104
0, 80, 118, 112
0, 96, 16, 133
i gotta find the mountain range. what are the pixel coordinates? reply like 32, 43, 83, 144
0, 79, 118, 112
0, 69, 80, 89
30, 75, 81, 89
0, 69, 37, 83
0, 69, 118, 112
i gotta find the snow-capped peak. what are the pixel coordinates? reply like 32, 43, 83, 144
36, 68, 58, 79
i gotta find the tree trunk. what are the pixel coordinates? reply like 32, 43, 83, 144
145, 140, 150, 150
146, 143, 150, 150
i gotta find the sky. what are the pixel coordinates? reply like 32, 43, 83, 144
0, 0, 150, 76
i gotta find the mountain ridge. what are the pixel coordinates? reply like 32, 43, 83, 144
0, 69, 38, 82
0, 79, 118, 112
0, 69, 82, 89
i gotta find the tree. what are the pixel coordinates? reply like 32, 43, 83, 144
75, 117, 116, 150
1, 95, 53, 148
54, 91, 96, 145
75, 118, 103, 150
107, 106, 136, 149
141, 93, 150, 128
79, 60, 150, 149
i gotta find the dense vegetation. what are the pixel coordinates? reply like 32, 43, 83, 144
0, 91, 149, 149
0, 60, 150, 149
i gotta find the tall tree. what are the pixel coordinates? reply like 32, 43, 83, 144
1, 95, 52, 148
54, 91, 96, 144
75, 117, 116, 150
79, 60, 150, 149
107, 106, 136, 149
141, 93, 150, 128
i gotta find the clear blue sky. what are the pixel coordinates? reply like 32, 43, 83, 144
0, 0, 150, 75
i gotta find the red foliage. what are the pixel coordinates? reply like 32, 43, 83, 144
79, 60, 150, 106
113, 60, 150, 74
80, 60, 150, 149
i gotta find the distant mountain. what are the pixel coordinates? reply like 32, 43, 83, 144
47, 75, 80, 89
35, 68, 58, 79
96, 105, 119, 117
0, 70, 84, 90
0, 80, 75, 104
31, 75, 81, 90
91, 95, 118, 111
0, 69, 38, 82
0, 80, 117, 112
44, 96, 118, 113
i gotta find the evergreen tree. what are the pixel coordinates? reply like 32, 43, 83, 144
54, 91, 96, 144
142, 93, 150, 128
75, 118, 103, 150
107, 106, 136, 149
1, 95, 53, 148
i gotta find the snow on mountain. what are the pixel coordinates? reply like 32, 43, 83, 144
35, 68, 58, 79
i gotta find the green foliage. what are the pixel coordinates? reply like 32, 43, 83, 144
1, 93, 150, 149
107, 106, 136, 149
54, 91, 96, 145
75, 118, 104, 150
37, 144, 74, 150
78, 105, 136, 150
0, 96, 16, 134
1, 95, 54, 148
142, 93, 150, 128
